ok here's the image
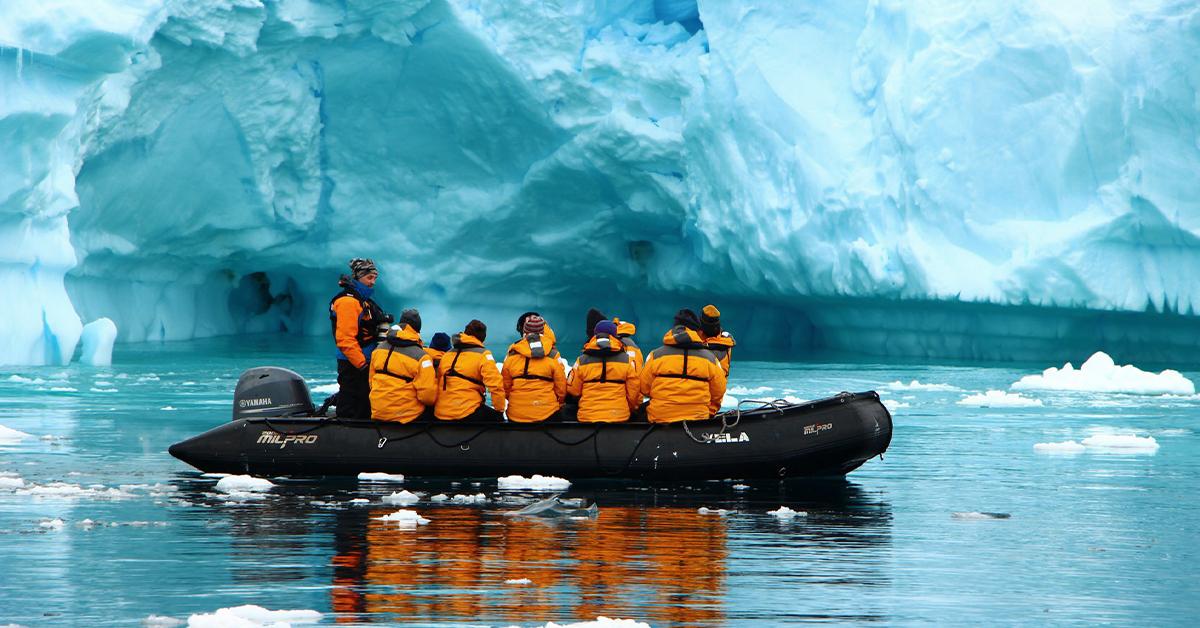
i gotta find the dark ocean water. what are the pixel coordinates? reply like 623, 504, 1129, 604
0, 336, 1196, 626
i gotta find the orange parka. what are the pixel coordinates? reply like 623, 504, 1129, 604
704, 331, 735, 376
612, 318, 643, 370
368, 325, 437, 423
566, 334, 642, 422
639, 326, 727, 423
434, 333, 506, 420
501, 331, 566, 423
425, 347, 446, 371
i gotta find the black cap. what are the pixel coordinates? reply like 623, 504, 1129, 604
673, 308, 701, 332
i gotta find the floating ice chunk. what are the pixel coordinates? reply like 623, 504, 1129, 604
732, 484, 749, 491
881, 399, 910, 411
728, 385, 773, 396
358, 472, 405, 482
78, 519, 98, 529
349, 498, 370, 505
720, 394, 739, 408
541, 618, 651, 628
90, 387, 119, 393
185, 605, 321, 627
957, 390, 1043, 407
768, 506, 807, 519
39, 518, 65, 530
142, 615, 183, 627
451, 493, 488, 504
17, 483, 134, 499
504, 495, 595, 518
1012, 352, 1195, 395
497, 475, 570, 491
215, 475, 274, 493
505, 578, 533, 585
377, 509, 430, 527
382, 490, 420, 506
1033, 440, 1086, 453
161, 406, 177, 411
1081, 433, 1159, 452
0, 476, 25, 489
49, 386, 77, 392
697, 507, 730, 516
79, 318, 118, 366
952, 512, 1011, 520
6, 375, 46, 384
430, 493, 449, 502
886, 380, 962, 392
311, 383, 339, 394
0, 425, 32, 443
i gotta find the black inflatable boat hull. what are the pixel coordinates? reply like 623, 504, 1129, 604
169, 392, 892, 480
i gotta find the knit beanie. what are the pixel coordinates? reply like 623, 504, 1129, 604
349, 258, 377, 279
399, 308, 422, 333
516, 311, 541, 334
522, 314, 546, 335
464, 319, 487, 342
430, 332, 451, 351
585, 308, 607, 339
594, 320, 617, 337
673, 308, 701, 332
700, 304, 721, 337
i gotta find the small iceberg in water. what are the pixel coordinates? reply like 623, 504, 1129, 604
1012, 351, 1194, 395
504, 494, 597, 518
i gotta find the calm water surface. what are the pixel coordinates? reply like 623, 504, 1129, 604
0, 337, 1196, 626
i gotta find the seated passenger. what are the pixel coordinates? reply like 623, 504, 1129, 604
501, 314, 567, 423
567, 320, 641, 423
434, 320, 506, 421
639, 309, 727, 423
368, 310, 437, 423
699, 304, 736, 376
426, 332, 452, 369
611, 316, 643, 370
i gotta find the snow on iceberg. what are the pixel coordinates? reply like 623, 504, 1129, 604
185, 604, 321, 627
497, 475, 570, 491
1011, 352, 1195, 395
957, 390, 1043, 408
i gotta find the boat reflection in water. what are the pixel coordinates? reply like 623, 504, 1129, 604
325, 481, 891, 625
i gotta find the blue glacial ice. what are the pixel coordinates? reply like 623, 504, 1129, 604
2, 1, 1199, 365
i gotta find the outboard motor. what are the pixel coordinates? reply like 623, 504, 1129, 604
232, 367, 315, 420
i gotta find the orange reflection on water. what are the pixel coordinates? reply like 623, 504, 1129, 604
331, 504, 727, 625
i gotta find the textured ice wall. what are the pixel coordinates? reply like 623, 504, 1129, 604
2, 0, 1199, 364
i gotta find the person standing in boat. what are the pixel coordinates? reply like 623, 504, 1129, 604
699, 304, 736, 375
434, 320, 507, 422
368, 310, 438, 423
501, 314, 567, 423
567, 320, 642, 422
330, 258, 388, 419
639, 309, 727, 423
611, 317, 643, 370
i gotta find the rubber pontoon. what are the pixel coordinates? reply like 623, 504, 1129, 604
168, 367, 892, 480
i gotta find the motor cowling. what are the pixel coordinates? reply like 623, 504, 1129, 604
232, 367, 315, 420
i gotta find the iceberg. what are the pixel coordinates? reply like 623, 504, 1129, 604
1011, 351, 1195, 395
4, 1, 1200, 364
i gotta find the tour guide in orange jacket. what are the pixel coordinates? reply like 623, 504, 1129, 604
567, 320, 642, 422
330, 258, 388, 419
501, 315, 567, 422
639, 309, 727, 423
434, 320, 506, 421
369, 310, 437, 423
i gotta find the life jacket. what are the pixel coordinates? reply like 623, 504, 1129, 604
507, 333, 560, 382
328, 283, 386, 348
613, 318, 643, 368
434, 333, 506, 420
639, 326, 727, 423
502, 332, 566, 422
568, 333, 641, 423
704, 331, 735, 375
369, 325, 437, 423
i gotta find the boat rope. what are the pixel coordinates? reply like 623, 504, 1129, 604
541, 427, 600, 447
371, 421, 431, 449
426, 426, 494, 450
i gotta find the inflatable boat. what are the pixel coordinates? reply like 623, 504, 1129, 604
168, 367, 892, 480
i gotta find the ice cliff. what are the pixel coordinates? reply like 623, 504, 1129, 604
2, 0, 1199, 365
